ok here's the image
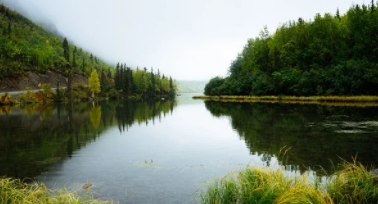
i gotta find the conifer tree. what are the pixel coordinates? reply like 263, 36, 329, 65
115, 62, 120, 90
72, 46, 77, 69
371, 0, 375, 11
62, 37, 69, 62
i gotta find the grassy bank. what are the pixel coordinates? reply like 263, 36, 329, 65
193, 95, 378, 107
0, 178, 115, 204
199, 161, 378, 204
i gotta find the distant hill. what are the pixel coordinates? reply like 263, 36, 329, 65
176, 80, 206, 93
0, 3, 113, 79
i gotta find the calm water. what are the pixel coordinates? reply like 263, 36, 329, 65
1, 94, 378, 203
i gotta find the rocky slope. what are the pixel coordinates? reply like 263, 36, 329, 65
0, 71, 88, 92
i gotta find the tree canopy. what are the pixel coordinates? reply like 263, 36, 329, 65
88, 69, 100, 97
205, 2, 378, 96
0, 4, 177, 99
0, 4, 113, 78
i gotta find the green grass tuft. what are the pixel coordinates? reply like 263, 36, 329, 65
200, 161, 378, 204
0, 177, 116, 204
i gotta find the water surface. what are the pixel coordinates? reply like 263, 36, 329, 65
1, 95, 378, 203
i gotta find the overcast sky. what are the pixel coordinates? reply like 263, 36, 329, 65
1, 0, 368, 80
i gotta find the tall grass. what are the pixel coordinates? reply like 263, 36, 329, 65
193, 95, 378, 107
327, 161, 378, 204
0, 178, 115, 204
200, 161, 378, 204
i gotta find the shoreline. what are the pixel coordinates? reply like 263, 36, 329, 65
192, 95, 378, 107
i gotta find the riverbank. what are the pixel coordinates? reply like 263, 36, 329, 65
0, 178, 115, 204
193, 95, 378, 107
200, 161, 378, 204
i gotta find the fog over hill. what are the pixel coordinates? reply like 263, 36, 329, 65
0, 0, 368, 81
0, 0, 63, 37
176, 80, 206, 93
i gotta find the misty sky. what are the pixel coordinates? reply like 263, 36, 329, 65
1, 0, 368, 80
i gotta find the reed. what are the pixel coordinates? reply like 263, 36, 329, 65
0, 177, 115, 204
193, 95, 378, 107
200, 161, 378, 204
327, 160, 378, 204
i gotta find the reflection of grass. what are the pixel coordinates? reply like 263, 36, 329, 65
200, 160, 378, 204
0, 178, 115, 204
193, 95, 378, 107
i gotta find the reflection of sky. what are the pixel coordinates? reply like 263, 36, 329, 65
37, 100, 269, 203
175, 93, 204, 107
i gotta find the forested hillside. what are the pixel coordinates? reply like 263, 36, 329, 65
205, 2, 378, 96
0, 4, 177, 98
0, 4, 112, 78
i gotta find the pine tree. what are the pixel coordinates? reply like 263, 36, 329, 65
115, 62, 120, 90
126, 67, 133, 95
336, 8, 341, 20
62, 37, 69, 62
100, 70, 107, 93
107, 68, 112, 78
371, 0, 375, 11
82, 58, 85, 73
72, 46, 77, 69
7, 22, 11, 37
120, 64, 125, 92
150, 68, 155, 96
169, 76, 174, 95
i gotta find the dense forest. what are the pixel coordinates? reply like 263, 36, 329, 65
113, 63, 176, 98
0, 4, 176, 99
0, 4, 112, 78
205, 2, 378, 96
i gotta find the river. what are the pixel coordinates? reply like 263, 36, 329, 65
1, 94, 378, 203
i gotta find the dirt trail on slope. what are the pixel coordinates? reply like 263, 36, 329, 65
0, 71, 88, 92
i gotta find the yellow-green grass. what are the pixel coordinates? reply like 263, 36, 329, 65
327, 161, 378, 204
199, 161, 378, 204
193, 95, 378, 107
0, 178, 116, 204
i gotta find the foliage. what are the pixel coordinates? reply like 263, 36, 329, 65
114, 64, 177, 98
200, 161, 377, 204
20, 87, 38, 104
0, 92, 17, 105
0, 4, 113, 78
71, 84, 90, 101
88, 69, 100, 97
0, 177, 115, 204
204, 2, 378, 96
0, 4, 177, 99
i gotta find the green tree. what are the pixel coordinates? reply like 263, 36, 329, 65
62, 37, 69, 62
88, 69, 101, 97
